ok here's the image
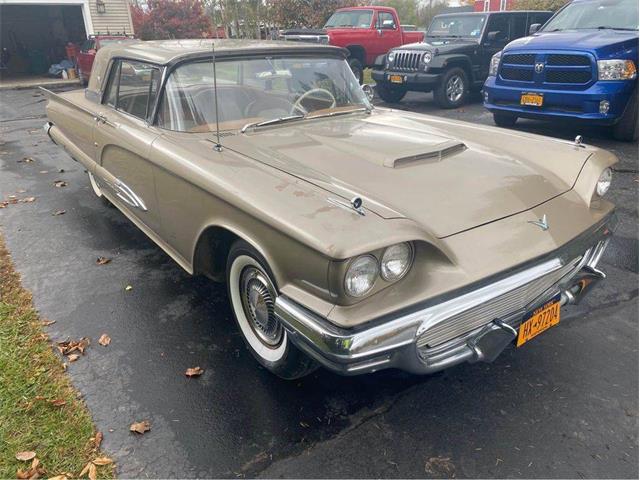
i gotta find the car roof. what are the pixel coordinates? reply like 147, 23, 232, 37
99, 39, 347, 66
434, 10, 551, 17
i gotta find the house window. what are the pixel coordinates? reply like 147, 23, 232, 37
484, 0, 490, 12
500, 0, 508, 11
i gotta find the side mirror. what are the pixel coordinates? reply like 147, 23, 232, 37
362, 84, 374, 102
529, 23, 541, 35
382, 19, 396, 29
487, 31, 506, 42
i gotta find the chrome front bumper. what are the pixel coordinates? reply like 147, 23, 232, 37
275, 215, 616, 376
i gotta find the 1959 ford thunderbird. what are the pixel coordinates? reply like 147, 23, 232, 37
43, 39, 617, 379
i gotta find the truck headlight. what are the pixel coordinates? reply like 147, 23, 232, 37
489, 51, 502, 77
380, 243, 413, 282
388, 52, 396, 63
423, 51, 433, 64
598, 60, 637, 80
345, 255, 378, 297
596, 168, 612, 197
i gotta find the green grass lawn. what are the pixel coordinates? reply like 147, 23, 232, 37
0, 234, 113, 479
363, 68, 374, 85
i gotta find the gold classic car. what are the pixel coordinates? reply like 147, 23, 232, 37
43, 39, 617, 379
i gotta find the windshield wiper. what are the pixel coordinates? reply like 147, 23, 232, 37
241, 115, 304, 133
306, 106, 372, 120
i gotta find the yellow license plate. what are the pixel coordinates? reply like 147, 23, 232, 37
517, 296, 560, 347
389, 74, 404, 84
521, 93, 543, 107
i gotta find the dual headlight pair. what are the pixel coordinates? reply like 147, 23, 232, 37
344, 242, 413, 297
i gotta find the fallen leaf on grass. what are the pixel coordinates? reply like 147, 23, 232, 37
15, 451, 36, 461
49, 399, 66, 407
92, 431, 103, 449
16, 457, 45, 480
53, 180, 67, 188
67, 354, 80, 363
185, 366, 204, 377
52, 210, 66, 216
88, 462, 97, 480
48, 475, 70, 480
96, 256, 111, 265
129, 420, 151, 434
98, 334, 111, 347
91, 457, 113, 466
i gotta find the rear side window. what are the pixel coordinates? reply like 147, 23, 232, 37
377, 12, 396, 29
102, 59, 160, 120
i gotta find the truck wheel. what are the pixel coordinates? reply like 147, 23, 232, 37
349, 58, 364, 85
226, 240, 318, 380
612, 88, 638, 142
493, 112, 518, 128
376, 82, 407, 104
434, 67, 468, 109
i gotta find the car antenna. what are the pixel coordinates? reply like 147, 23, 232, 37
211, 42, 223, 152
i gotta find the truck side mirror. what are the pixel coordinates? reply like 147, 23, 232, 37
529, 23, 541, 35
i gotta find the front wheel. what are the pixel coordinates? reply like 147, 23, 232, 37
376, 82, 407, 104
434, 67, 469, 109
226, 240, 318, 379
493, 112, 518, 128
349, 58, 364, 85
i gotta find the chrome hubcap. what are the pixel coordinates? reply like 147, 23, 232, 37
446, 75, 464, 103
240, 266, 282, 347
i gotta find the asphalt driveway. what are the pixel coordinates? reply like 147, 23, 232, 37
0, 87, 637, 478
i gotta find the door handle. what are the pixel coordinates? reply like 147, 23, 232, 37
94, 113, 116, 127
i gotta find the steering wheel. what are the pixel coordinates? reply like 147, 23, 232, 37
291, 88, 336, 115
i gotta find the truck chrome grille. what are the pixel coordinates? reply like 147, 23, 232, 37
393, 51, 421, 71
416, 257, 581, 349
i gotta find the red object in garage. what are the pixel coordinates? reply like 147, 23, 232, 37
65, 42, 79, 62
76, 34, 137, 85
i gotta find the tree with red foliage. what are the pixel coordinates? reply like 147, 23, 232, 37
131, 0, 212, 40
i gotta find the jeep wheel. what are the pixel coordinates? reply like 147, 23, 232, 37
493, 112, 518, 128
612, 88, 638, 142
434, 67, 468, 109
227, 240, 318, 380
376, 82, 407, 104
349, 58, 364, 85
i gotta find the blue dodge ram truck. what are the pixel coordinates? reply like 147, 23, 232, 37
483, 0, 638, 141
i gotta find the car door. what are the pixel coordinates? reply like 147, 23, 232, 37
92, 59, 164, 234
479, 14, 511, 79
371, 11, 402, 60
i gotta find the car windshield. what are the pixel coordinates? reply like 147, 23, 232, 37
324, 10, 373, 28
157, 56, 371, 133
427, 14, 487, 38
541, 0, 638, 32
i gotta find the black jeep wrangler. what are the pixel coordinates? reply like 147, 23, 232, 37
372, 10, 552, 108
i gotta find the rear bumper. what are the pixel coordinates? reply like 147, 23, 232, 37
483, 76, 636, 124
275, 214, 616, 376
372, 69, 441, 90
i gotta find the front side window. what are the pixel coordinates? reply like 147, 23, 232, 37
486, 15, 510, 42
157, 56, 370, 133
324, 10, 373, 29
102, 59, 160, 120
427, 15, 487, 38
542, 0, 638, 32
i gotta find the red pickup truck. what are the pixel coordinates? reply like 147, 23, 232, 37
280, 6, 424, 82
76, 34, 137, 85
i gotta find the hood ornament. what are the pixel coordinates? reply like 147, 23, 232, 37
528, 214, 549, 231
326, 196, 365, 216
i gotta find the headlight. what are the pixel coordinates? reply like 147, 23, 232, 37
598, 60, 637, 80
344, 255, 378, 297
380, 243, 413, 282
489, 51, 502, 77
596, 168, 612, 197
388, 51, 396, 63
423, 51, 433, 64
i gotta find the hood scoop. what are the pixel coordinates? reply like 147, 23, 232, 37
384, 140, 466, 168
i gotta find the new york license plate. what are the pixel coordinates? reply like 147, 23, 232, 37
520, 93, 543, 107
517, 295, 561, 347
389, 74, 404, 84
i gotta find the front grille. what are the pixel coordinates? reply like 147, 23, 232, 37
503, 53, 535, 65
546, 69, 592, 84
393, 51, 421, 71
547, 54, 591, 66
501, 67, 534, 82
416, 257, 581, 349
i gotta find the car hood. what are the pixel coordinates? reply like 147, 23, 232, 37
223, 110, 591, 239
397, 38, 477, 54
507, 30, 638, 56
